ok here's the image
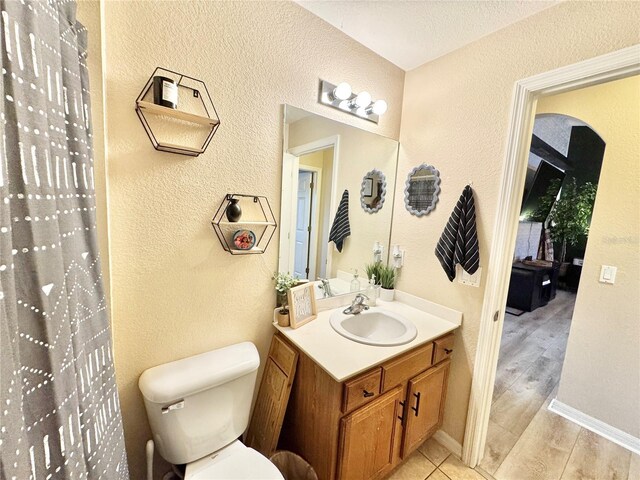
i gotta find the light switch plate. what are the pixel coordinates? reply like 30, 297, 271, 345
599, 265, 617, 284
459, 266, 482, 287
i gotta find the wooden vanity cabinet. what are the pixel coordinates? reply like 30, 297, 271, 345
401, 360, 450, 458
278, 332, 453, 480
337, 386, 403, 480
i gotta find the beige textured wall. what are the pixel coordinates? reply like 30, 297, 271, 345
392, 1, 640, 444
102, 1, 403, 477
535, 76, 640, 437
76, 0, 110, 302
288, 114, 399, 279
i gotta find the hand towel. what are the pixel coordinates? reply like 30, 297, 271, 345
435, 185, 480, 281
329, 190, 351, 252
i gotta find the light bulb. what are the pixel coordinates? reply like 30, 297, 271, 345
371, 99, 388, 115
338, 100, 351, 111
333, 82, 352, 101
356, 106, 367, 117
355, 91, 372, 108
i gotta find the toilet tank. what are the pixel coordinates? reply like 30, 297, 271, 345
139, 342, 260, 465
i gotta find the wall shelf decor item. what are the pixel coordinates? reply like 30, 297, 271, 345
405, 164, 441, 216
135, 67, 220, 157
211, 194, 277, 255
361, 169, 387, 213
287, 283, 318, 329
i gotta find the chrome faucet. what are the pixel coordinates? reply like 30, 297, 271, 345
318, 278, 333, 298
343, 293, 370, 315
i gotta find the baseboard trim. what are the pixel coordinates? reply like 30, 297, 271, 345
548, 399, 640, 455
433, 429, 463, 458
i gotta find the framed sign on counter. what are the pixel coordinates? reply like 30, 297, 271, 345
287, 283, 318, 329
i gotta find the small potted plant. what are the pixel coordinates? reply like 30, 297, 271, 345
273, 272, 298, 327
365, 261, 383, 285
378, 264, 397, 302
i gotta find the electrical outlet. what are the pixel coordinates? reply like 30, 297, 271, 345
599, 265, 617, 284
459, 266, 482, 287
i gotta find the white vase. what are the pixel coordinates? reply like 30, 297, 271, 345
379, 288, 395, 302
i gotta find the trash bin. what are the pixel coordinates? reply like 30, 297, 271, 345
270, 451, 318, 480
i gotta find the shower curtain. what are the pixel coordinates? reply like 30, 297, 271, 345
0, 1, 129, 478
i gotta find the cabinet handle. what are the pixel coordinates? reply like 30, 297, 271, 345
411, 392, 421, 416
444, 348, 453, 354
397, 401, 406, 424
363, 390, 374, 398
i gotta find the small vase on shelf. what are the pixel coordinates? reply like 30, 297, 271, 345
225, 198, 242, 222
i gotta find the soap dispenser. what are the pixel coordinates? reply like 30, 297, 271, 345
350, 270, 361, 292
365, 275, 378, 307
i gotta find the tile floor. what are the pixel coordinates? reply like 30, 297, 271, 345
388, 437, 490, 480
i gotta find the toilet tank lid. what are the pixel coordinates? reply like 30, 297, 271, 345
139, 342, 259, 404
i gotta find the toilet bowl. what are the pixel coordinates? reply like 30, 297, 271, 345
184, 440, 282, 480
139, 342, 283, 480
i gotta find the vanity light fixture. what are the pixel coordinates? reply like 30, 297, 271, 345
318, 79, 387, 124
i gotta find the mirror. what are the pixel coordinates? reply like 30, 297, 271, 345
279, 105, 399, 297
361, 169, 386, 214
404, 164, 441, 216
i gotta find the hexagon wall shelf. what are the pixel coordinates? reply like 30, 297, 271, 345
135, 67, 220, 157
211, 194, 277, 255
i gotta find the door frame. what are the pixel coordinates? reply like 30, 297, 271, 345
297, 166, 323, 280
462, 44, 640, 467
287, 136, 340, 278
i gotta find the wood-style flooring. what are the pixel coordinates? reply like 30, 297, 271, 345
482, 290, 639, 480
387, 290, 640, 480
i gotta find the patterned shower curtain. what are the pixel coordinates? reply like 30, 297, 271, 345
0, 1, 129, 478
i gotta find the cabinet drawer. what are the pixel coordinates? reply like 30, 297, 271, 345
433, 333, 455, 364
381, 343, 434, 392
342, 368, 382, 413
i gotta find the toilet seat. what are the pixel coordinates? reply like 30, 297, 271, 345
185, 440, 284, 480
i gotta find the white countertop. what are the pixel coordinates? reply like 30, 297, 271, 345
273, 290, 462, 382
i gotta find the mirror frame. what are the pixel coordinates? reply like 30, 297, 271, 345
360, 168, 387, 214
404, 163, 441, 217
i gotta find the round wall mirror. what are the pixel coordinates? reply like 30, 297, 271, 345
360, 169, 386, 213
404, 164, 440, 216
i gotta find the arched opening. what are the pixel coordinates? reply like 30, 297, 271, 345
519, 113, 605, 283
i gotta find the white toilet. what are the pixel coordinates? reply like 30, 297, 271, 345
139, 342, 284, 479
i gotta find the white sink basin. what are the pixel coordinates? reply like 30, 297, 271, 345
329, 307, 417, 346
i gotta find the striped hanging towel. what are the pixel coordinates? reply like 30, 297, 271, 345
435, 185, 480, 281
329, 190, 351, 252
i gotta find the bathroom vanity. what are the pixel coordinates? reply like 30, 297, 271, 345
273, 294, 461, 480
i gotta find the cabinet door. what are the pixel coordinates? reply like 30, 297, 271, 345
401, 360, 450, 458
337, 386, 403, 480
